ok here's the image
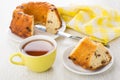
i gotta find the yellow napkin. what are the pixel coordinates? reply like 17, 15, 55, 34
58, 6, 120, 44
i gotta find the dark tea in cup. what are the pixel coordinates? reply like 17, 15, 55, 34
22, 39, 54, 56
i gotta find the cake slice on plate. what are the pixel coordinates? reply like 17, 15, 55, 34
68, 37, 112, 70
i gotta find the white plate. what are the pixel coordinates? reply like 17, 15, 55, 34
63, 46, 114, 75
8, 20, 66, 43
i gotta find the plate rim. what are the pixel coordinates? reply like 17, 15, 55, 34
63, 45, 114, 75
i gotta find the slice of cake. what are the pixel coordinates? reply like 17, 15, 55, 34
68, 37, 112, 70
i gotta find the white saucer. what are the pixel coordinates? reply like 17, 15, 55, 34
8, 20, 66, 43
63, 46, 114, 75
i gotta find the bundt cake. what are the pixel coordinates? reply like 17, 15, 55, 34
10, 2, 62, 38
68, 37, 112, 70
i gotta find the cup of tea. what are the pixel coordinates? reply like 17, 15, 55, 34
10, 35, 57, 72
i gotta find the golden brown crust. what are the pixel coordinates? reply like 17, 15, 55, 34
10, 2, 62, 38
69, 37, 97, 69
10, 9, 33, 38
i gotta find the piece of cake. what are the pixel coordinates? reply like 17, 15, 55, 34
10, 2, 62, 38
68, 37, 112, 70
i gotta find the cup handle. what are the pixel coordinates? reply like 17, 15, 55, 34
10, 52, 24, 65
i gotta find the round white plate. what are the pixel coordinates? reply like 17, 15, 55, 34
8, 20, 66, 43
63, 46, 114, 75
